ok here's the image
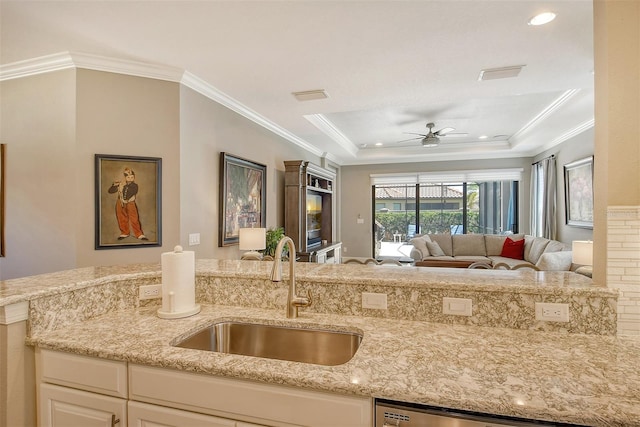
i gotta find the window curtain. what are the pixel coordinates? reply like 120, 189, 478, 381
530, 156, 556, 239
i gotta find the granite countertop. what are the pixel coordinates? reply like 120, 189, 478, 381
29, 303, 640, 427
0, 259, 611, 308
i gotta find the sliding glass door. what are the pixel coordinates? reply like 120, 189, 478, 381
372, 179, 519, 259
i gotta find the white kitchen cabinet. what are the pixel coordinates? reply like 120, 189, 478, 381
39, 383, 126, 427
36, 349, 372, 427
128, 401, 265, 427
129, 364, 371, 427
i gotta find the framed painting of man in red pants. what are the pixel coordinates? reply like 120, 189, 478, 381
95, 154, 162, 249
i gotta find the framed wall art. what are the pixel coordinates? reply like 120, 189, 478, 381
564, 155, 594, 228
219, 152, 266, 246
95, 154, 162, 249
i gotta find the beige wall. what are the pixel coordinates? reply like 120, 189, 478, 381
75, 69, 181, 268
0, 70, 78, 279
178, 85, 318, 259
533, 128, 595, 245
594, 0, 640, 334
0, 69, 321, 279
339, 158, 531, 258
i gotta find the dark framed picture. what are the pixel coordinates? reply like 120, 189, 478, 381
564, 155, 594, 228
95, 154, 162, 249
219, 152, 266, 246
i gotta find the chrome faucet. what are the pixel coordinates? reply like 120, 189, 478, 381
270, 236, 312, 318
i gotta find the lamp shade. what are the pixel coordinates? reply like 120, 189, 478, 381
572, 240, 593, 265
239, 228, 266, 251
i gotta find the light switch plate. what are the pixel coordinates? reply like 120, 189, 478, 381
188, 233, 200, 246
443, 297, 473, 316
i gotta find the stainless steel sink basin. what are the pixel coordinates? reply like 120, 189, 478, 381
173, 321, 362, 366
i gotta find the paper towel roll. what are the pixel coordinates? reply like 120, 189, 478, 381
157, 245, 201, 319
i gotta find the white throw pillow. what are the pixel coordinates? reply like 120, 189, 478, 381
536, 251, 573, 271
425, 241, 446, 257
409, 237, 431, 258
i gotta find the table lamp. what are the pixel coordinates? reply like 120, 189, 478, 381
239, 228, 266, 260
572, 240, 593, 277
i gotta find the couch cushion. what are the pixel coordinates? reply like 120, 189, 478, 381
426, 241, 446, 256
544, 240, 568, 253
524, 237, 550, 264
409, 235, 432, 258
428, 234, 453, 256
500, 237, 525, 260
452, 234, 486, 256
485, 235, 507, 256
536, 251, 573, 271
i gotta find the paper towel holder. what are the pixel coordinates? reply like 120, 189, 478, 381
157, 245, 201, 319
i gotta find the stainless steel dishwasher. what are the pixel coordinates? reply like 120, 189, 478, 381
375, 399, 587, 427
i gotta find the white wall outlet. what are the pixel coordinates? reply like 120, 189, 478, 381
535, 302, 570, 322
442, 297, 473, 316
188, 233, 200, 246
362, 292, 387, 310
139, 284, 162, 300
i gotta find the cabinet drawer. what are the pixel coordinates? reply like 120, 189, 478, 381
38, 349, 128, 398
129, 364, 372, 427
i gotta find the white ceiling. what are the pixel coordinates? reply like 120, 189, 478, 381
0, 0, 595, 166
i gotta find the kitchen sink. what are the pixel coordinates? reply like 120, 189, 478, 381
173, 321, 362, 366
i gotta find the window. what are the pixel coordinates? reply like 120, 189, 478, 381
370, 168, 521, 259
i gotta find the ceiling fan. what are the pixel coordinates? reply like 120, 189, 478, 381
400, 122, 455, 147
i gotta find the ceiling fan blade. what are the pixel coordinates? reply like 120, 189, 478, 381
395, 136, 422, 143
403, 132, 429, 137
440, 132, 469, 138
435, 127, 455, 136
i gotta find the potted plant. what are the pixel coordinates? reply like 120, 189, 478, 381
263, 227, 287, 259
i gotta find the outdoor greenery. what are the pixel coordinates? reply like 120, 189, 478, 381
375, 211, 481, 240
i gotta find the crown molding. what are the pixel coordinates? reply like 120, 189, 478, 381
0, 52, 75, 81
0, 52, 332, 162
181, 71, 329, 161
303, 114, 358, 158
510, 89, 580, 143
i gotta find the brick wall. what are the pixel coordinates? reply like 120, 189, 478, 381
608, 206, 640, 335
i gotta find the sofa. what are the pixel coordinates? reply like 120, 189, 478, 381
409, 233, 575, 271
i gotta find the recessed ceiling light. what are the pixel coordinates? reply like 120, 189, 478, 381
479, 135, 488, 140
375, 142, 383, 146
528, 12, 556, 26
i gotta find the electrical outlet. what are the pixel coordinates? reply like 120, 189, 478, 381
139, 284, 162, 300
442, 297, 472, 316
362, 292, 387, 309
535, 302, 569, 322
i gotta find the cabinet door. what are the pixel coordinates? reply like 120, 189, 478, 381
40, 383, 126, 427
128, 401, 263, 427
316, 252, 327, 263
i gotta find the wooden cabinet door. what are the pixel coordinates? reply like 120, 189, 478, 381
40, 383, 126, 427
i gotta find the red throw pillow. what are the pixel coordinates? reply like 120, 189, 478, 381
501, 237, 525, 260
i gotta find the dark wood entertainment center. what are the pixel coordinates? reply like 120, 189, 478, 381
284, 160, 341, 264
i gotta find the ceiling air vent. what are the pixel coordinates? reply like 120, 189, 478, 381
292, 89, 329, 101
478, 65, 525, 81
